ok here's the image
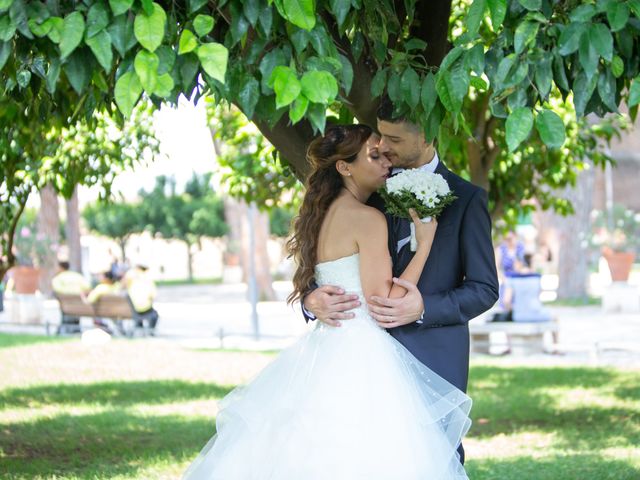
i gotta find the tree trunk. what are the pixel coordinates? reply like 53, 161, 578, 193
551, 162, 595, 300
118, 239, 127, 264
65, 186, 82, 272
37, 184, 60, 296
223, 197, 276, 300
186, 241, 194, 282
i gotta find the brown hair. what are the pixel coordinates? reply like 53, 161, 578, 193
286, 124, 373, 304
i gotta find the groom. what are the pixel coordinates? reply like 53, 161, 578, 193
302, 97, 499, 462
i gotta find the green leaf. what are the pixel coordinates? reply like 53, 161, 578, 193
258, 4, 273, 36
338, 54, 353, 95
514, 21, 539, 54
193, 14, 214, 37
179, 29, 198, 54
237, 76, 260, 118
134, 2, 166, 52
269, 65, 301, 108
558, 23, 585, 56
573, 72, 597, 116
535, 109, 565, 148
495, 54, 516, 85
0, 0, 11, 11
300, 70, 338, 104
259, 48, 287, 92
329, 0, 350, 29
179, 53, 199, 90
518, 0, 541, 11
243, 0, 261, 27
628, 76, 640, 108
16, 69, 30, 88
578, 34, 599, 80
630, 0, 640, 18
534, 57, 552, 100
282, 0, 315, 30
196, 42, 228, 83
464, 44, 485, 74
607, 2, 629, 32
45, 57, 61, 93
505, 107, 534, 152
109, 0, 134, 16
155, 45, 175, 75
59, 12, 86, 59
46, 16, 64, 43
470, 76, 488, 91
87, 2, 109, 38
387, 71, 401, 104
589, 23, 613, 62
487, 0, 507, 30
134, 49, 159, 93
420, 72, 437, 113
107, 14, 136, 56
153, 72, 174, 98
188, 0, 208, 14
86, 30, 112, 71
307, 101, 326, 133
611, 55, 624, 78
0, 40, 10, 70
371, 68, 387, 98
63, 49, 91, 93
569, 4, 597, 22
28, 16, 52, 37
553, 53, 569, 91
597, 68, 617, 112
115, 71, 143, 116
466, 0, 486, 37
401, 68, 420, 108
289, 94, 309, 123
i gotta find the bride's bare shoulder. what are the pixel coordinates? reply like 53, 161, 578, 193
348, 203, 387, 232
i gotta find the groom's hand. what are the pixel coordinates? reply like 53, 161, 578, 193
368, 278, 424, 329
304, 285, 361, 327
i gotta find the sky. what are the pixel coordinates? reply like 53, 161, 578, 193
78, 98, 218, 206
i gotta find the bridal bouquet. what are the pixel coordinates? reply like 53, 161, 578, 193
379, 169, 457, 251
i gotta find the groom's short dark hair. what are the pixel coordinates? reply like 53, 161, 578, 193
376, 95, 408, 123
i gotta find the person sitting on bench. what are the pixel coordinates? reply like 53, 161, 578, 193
52, 261, 91, 333
123, 264, 159, 335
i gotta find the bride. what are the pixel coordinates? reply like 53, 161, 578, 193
183, 124, 471, 479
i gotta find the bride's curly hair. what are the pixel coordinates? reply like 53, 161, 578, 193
286, 124, 373, 305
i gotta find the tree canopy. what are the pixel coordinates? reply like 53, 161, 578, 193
1, 0, 639, 222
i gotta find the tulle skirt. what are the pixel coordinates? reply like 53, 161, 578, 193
183, 317, 471, 479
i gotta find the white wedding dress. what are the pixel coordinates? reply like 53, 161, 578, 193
183, 253, 471, 479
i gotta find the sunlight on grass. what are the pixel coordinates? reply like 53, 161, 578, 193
1, 333, 639, 479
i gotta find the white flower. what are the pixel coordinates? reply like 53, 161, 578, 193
385, 169, 451, 209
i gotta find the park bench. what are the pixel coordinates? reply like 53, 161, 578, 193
55, 293, 151, 337
469, 316, 559, 355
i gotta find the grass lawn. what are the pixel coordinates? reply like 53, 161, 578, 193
0, 333, 638, 479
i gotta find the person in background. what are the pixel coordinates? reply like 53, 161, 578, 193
85, 271, 121, 333
52, 261, 91, 333
123, 264, 159, 335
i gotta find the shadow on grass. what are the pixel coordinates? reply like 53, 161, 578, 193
0, 380, 235, 408
0, 333, 69, 350
0, 409, 216, 478
468, 365, 640, 450
466, 454, 640, 480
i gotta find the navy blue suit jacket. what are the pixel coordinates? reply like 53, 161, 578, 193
384, 161, 498, 392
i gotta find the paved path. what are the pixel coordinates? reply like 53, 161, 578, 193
1, 281, 639, 367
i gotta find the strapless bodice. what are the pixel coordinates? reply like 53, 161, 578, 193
314, 253, 374, 327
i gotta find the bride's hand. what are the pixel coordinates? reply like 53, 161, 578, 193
409, 208, 437, 252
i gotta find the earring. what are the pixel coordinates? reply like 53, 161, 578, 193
347, 172, 352, 176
